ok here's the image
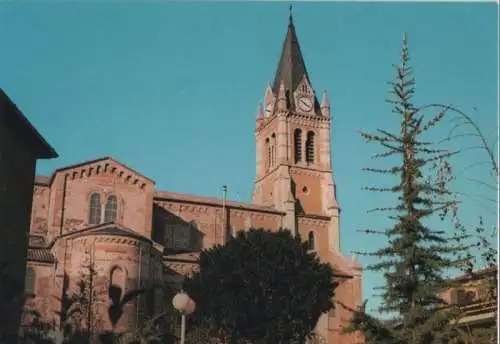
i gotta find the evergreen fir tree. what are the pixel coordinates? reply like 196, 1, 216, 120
345, 33, 474, 344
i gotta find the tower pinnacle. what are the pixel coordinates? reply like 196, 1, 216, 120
272, 8, 310, 96
289, 4, 293, 25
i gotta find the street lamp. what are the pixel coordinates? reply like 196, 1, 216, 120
172, 291, 196, 344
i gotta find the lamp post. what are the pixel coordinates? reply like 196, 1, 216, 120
172, 291, 196, 344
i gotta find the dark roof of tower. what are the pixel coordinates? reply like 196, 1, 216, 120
271, 12, 311, 96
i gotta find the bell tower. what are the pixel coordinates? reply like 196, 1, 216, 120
252, 9, 340, 251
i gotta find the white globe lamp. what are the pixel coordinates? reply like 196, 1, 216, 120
172, 291, 196, 344
172, 291, 196, 315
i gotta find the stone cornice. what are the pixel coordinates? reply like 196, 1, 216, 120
256, 111, 330, 132
297, 216, 331, 227
49, 223, 155, 248
289, 164, 333, 175
287, 113, 330, 129
38, 157, 153, 190
73, 235, 145, 247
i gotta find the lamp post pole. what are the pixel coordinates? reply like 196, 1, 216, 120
180, 313, 186, 344
172, 291, 196, 344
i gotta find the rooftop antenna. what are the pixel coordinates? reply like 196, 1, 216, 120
222, 185, 229, 242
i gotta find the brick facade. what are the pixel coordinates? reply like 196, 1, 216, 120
23, 14, 363, 344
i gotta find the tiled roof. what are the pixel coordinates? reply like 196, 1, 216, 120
450, 267, 497, 282
163, 252, 200, 263
61, 223, 153, 244
34, 175, 50, 186
154, 191, 283, 214
27, 248, 55, 263
28, 235, 46, 247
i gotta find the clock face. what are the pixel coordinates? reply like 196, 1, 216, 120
297, 96, 313, 112
265, 102, 274, 115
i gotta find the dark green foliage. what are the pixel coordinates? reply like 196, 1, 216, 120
54, 273, 91, 343
54, 274, 85, 333
20, 318, 55, 344
183, 228, 336, 344
0, 262, 38, 343
124, 312, 178, 344
408, 40, 498, 344
346, 34, 474, 344
107, 284, 148, 329
0, 262, 25, 304
99, 283, 149, 343
184, 325, 221, 344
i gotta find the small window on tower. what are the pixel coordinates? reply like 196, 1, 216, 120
265, 138, 270, 170
271, 133, 276, 167
306, 131, 315, 163
268, 144, 272, 168
307, 231, 315, 251
294, 129, 302, 163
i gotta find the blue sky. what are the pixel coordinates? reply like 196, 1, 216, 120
1, 3, 498, 313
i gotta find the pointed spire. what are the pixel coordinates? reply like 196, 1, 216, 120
272, 8, 311, 97
320, 90, 330, 117
277, 81, 287, 112
320, 90, 329, 108
256, 102, 264, 118
288, 4, 293, 26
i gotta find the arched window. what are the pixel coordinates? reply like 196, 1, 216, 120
89, 193, 102, 225
307, 231, 315, 251
266, 138, 272, 170
25, 267, 36, 294
294, 129, 302, 163
306, 131, 315, 163
110, 266, 126, 293
265, 138, 270, 170
271, 133, 276, 167
104, 195, 118, 223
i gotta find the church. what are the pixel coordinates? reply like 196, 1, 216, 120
24, 11, 362, 344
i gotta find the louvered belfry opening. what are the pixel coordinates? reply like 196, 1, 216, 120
306, 131, 315, 163
294, 128, 302, 163
271, 133, 276, 167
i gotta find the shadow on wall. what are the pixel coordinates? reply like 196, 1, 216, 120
152, 205, 205, 255
291, 180, 305, 215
